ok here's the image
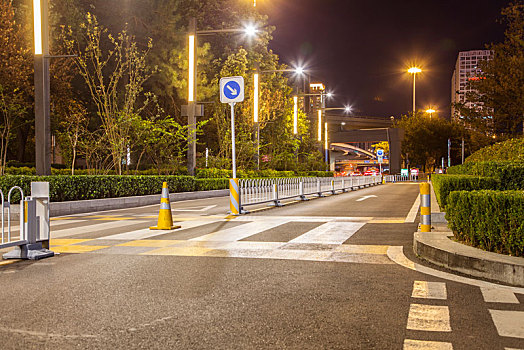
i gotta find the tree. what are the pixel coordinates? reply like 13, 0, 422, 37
61, 13, 156, 174
395, 114, 466, 171
0, 0, 32, 173
458, 2, 524, 137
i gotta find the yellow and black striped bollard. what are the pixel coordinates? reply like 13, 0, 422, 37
419, 182, 431, 232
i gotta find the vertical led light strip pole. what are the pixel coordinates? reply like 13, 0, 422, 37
253, 71, 260, 170
408, 67, 421, 116
34, 0, 51, 175
293, 96, 298, 135
317, 110, 322, 141
187, 18, 197, 176
324, 122, 329, 169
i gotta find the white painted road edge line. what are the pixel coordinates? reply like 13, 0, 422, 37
387, 246, 524, 294
405, 194, 420, 223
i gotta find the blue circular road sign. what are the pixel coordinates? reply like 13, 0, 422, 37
224, 81, 241, 100
377, 149, 384, 157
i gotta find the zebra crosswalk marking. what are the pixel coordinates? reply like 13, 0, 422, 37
412, 281, 447, 300
47, 215, 399, 264
481, 288, 519, 304
190, 219, 290, 242
288, 221, 364, 245
406, 304, 451, 332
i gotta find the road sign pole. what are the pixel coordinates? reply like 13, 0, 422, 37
231, 103, 237, 179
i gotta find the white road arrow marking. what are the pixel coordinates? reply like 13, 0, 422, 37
356, 195, 378, 202
226, 85, 238, 96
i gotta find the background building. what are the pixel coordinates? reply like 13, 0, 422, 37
309, 82, 326, 118
451, 49, 493, 119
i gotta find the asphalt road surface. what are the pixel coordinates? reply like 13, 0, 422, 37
0, 183, 523, 349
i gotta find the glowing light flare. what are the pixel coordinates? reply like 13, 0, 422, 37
318, 110, 322, 141
188, 35, 195, 102
293, 96, 298, 135
33, 0, 42, 55
345, 106, 351, 113
408, 67, 422, 74
244, 24, 258, 37
295, 67, 304, 75
253, 73, 259, 123
326, 92, 333, 98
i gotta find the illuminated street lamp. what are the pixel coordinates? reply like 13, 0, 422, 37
425, 108, 436, 118
252, 66, 305, 169
34, 0, 51, 175
408, 67, 422, 115
293, 96, 298, 135
187, 18, 257, 175
324, 122, 329, 169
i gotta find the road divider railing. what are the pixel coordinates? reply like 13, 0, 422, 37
234, 176, 381, 213
383, 174, 420, 183
2, 182, 54, 260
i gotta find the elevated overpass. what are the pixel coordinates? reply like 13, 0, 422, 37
324, 115, 403, 174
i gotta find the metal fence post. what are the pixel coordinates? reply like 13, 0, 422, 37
342, 178, 346, 192
331, 180, 335, 194
272, 181, 282, 207
299, 181, 308, 201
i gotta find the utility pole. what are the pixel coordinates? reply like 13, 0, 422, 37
34, 0, 51, 175
187, 18, 197, 176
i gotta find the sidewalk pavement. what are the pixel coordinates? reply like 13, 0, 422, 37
413, 182, 524, 287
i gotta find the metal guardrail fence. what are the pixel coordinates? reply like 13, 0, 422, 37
383, 174, 421, 183
0, 186, 26, 249
1, 182, 54, 260
239, 176, 382, 208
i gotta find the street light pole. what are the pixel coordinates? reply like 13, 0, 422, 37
408, 67, 421, 116
34, 0, 51, 175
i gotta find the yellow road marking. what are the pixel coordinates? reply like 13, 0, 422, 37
93, 217, 137, 221
118, 240, 183, 248
0, 259, 20, 267
335, 245, 389, 255
52, 245, 109, 253
142, 246, 217, 257
369, 219, 406, 224
50, 239, 93, 246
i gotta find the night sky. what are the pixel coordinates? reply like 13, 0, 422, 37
258, 0, 509, 118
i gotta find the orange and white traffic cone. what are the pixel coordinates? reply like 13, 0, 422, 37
150, 182, 181, 230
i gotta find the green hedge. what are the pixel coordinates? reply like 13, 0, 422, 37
446, 161, 524, 190
447, 190, 524, 256
466, 137, 524, 162
195, 168, 333, 178
431, 174, 499, 209
0, 175, 229, 203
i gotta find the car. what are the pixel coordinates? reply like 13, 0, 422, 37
350, 171, 362, 176
363, 170, 380, 176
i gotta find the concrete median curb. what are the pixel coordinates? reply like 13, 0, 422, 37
414, 231, 524, 287
49, 189, 229, 217
5, 189, 229, 218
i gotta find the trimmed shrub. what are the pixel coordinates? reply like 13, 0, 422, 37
431, 174, 499, 209
446, 161, 524, 190
466, 137, 524, 163
195, 178, 229, 191
0, 175, 209, 202
447, 190, 524, 257
195, 168, 333, 179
